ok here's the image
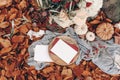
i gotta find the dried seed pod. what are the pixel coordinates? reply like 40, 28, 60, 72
96, 22, 114, 40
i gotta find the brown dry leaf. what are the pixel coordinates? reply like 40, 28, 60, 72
73, 66, 83, 77
8, 8, 18, 20
105, 18, 112, 23
28, 75, 34, 80
89, 20, 101, 25
85, 76, 93, 80
19, 24, 29, 34
31, 69, 37, 75
110, 76, 120, 80
0, 21, 9, 28
55, 73, 62, 80
68, 63, 76, 69
20, 48, 26, 55
0, 76, 7, 80
114, 36, 120, 44
48, 74, 56, 80
14, 18, 22, 26
5, 62, 16, 77
9, 13, 17, 20
1, 70, 5, 76
61, 67, 73, 78
25, 22, 32, 30
12, 69, 21, 77
88, 61, 97, 70
22, 38, 29, 48
12, 35, 24, 43
12, 43, 18, 50
30, 0, 39, 9
0, 0, 12, 8
42, 67, 54, 74
95, 15, 101, 20
82, 70, 91, 77
0, 13, 6, 23
14, 75, 25, 80
18, 0, 27, 10
0, 46, 12, 55
0, 31, 5, 36
0, 37, 11, 48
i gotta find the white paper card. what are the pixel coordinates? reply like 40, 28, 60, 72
50, 39, 77, 64
34, 45, 53, 62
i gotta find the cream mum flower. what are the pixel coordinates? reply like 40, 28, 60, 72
78, 0, 103, 17
72, 9, 88, 26
74, 24, 88, 35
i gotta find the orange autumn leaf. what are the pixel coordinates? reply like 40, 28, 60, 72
0, 21, 9, 28
0, 13, 5, 23
12, 35, 24, 43
42, 67, 54, 74
19, 24, 29, 34
0, 46, 12, 55
0, 37, 11, 48
0, 0, 12, 8
18, 0, 27, 10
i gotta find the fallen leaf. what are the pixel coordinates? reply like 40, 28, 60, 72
0, 0, 12, 8
18, 0, 27, 10
8, 8, 18, 20
0, 76, 7, 80
0, 13, 5, 23
19, 24, 29, 34
0, 46, 12, 55
0, 21, 9, 28
82, 70, 91, 77
42, 67, 54, 74
9, 13, 17, 20
0, 37, 11, 48
12, 35, 24, 43
61, 67, 73, 79
105, 18, 112, 23
89, 20, 101, 25
73, 66, 83, 77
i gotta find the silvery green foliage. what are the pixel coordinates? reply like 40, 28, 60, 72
28, 27, 120, 75
103, 0, 120, 22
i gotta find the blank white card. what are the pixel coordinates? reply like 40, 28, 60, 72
34, 45, 53, 62
50, 39, 77, 64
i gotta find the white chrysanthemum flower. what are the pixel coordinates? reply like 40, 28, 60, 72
74, 24, 88, 35
78, 0, 103, 17
72, 9, 88, 26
